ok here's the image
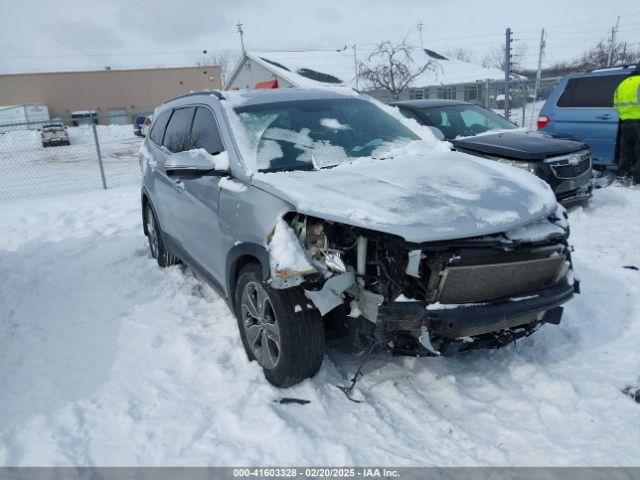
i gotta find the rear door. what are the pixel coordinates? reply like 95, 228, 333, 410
174, 106, 228, 285
549, 74, 627, 165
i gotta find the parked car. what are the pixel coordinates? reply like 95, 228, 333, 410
538, 65, 635, 168
40, 122, 69, 147
70, 110, 98, 126
141, 115, 153, 136
141, 89, 578, 388
392, 99, 593, 207
134, 114, 153, 137
133, 115, 146, 136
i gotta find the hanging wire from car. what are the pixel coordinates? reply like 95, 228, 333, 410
336, 341, 378, 403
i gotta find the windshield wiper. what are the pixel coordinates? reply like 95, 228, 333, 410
258, 164, 317, 173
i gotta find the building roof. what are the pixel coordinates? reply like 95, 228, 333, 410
231, 48, 521, 90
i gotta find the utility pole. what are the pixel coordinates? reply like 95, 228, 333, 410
607, 15, 620, 67
417, 22, 423, 48
504, 27, 512, 119
353, 44, 359, 91
530, 28, 546, 129
236, 21, 245, 54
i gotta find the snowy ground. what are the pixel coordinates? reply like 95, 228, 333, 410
0, 125, 141, 202
1, 184, 639, 466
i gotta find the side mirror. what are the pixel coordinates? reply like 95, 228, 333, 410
165, 149, 229, 178
426, 126, 445, 141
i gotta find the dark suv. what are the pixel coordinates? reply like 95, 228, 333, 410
393, 100, 593, 207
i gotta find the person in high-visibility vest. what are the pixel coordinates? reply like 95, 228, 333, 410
613, 64, 640, 183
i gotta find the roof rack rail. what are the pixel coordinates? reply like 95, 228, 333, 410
170, 90, 226, 102
586, 64, 636, 73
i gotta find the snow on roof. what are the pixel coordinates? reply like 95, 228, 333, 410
242, 48, 520, 90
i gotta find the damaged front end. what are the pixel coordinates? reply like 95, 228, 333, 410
266, 207, 578, 357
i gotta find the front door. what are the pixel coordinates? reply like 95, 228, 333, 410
173, 106, 228, 286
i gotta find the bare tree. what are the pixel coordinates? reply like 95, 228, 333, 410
481, 42, 527, 72
576, 39, 639, 69
357, 40, 436, 99
446, 48, 474, 63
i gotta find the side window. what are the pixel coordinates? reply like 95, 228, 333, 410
190, 107, 225, 154
149, 110, 171, 145
399, 107, 424, 124
459, 108, 490, 128
557, 74, 628, 108
163, 107, 195, 153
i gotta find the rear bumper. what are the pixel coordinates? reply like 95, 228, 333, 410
379, 280, 577, 339
42, 139, 67, 146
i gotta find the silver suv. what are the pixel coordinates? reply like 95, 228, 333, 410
140, 88, 578, 387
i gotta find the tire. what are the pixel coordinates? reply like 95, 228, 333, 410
144, 203, 179, 267
235, 264, 325, 387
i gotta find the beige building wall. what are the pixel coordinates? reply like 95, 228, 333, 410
0, 66, 221, 119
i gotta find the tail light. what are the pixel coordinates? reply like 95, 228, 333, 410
537, 114, 551, 130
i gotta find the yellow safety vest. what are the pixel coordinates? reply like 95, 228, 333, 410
613, 75, 640, 121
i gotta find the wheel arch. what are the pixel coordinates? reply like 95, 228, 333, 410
226, 243, 270, 309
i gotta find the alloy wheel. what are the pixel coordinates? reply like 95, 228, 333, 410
241, 281, 281, 370
146, 208, 159, 258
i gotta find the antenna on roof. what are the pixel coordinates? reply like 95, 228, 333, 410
236, 21, 245, 54
417, 22, 423, 48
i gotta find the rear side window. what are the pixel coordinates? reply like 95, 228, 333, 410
190, 107, 225, 154
398, 107, 424, 124
557, 74, 628, 108
149, 110, 171, 145
163, 107, 195, 153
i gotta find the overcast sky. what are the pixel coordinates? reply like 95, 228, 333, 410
1, 0, 639, 75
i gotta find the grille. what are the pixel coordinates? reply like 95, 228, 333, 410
438, 256, 566, 304
548, 151, 591, 179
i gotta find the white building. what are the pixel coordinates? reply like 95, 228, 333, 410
225, 48, 523, 104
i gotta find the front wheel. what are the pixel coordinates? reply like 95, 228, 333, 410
235, 264, 325, 387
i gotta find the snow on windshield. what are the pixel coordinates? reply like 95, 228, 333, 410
220, 90, 446, 174
319, 118, 351, 130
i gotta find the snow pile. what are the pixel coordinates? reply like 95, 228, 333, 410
218, 177, 248, 193
186, 149, 230, 170
254, 140, 557, 243
267, 219, 315, 276
0, 185, 639, 466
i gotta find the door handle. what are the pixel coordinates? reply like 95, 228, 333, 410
173, 179, 185, 191
596, 114, 612, 120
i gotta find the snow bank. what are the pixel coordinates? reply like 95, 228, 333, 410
1, 185, 639, 466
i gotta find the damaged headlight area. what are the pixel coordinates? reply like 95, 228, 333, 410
266, 210, 578, 358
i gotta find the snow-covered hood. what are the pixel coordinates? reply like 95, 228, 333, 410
252, 141, 558, 243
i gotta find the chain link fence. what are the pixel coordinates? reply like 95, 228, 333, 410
0, 114, 146, 202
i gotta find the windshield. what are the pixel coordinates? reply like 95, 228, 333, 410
234, 98, 420, 172
420, 104, 516, 139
